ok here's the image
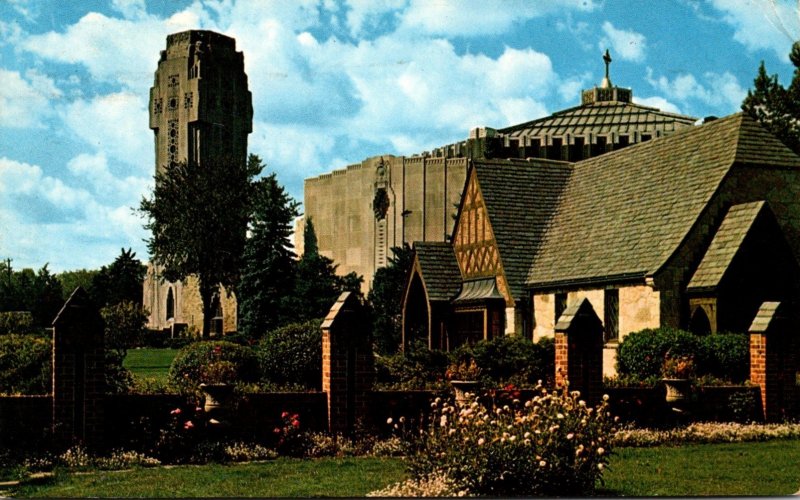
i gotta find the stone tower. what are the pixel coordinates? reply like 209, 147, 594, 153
149, 30, 253, 172
144, 30, 251, 335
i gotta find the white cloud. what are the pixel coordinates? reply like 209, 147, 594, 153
345, 0, 406, 37
0, 68, 61, 128
645, 68, 746, 112
60, 92, 151, 172
599, 21, 646, 62
111, 0, 147, 20
67, 152, 152, 204
633, 96, 682, 115
710, 0, 799, 60
398, 0, 598, 36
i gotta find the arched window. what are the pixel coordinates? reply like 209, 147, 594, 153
211, 293, 223, 336
166, 287, 175, 321
689, 307, 711, 336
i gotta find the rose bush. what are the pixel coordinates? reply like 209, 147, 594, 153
402, 383, 616, 497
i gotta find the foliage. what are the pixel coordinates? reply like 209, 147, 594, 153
0, 311, 35, 335
90, 248, 147, 307
168, 341, 260, 393
56, 269, 99, 301
0, 264, 64, 329
455, 335, 555, 387
445, 359, 482, 381
374, 340, 450, 390
257, 320, 322, 390
272, 411, 310, 457
615, 328, 749, 384
104, 349, 135, 395
59, 446, 160, 471
139, 154, 262, 337
288, 218, 364, 322
403, 385, 616, 496
368, 244, 414, 354
101, 301, 149, 357
742, 43, 800, 155
0, 334, 51, 395
662, 353, 695, 379
237, 169, 300, 339
199, 360, 238, 385
612, 422, 800, 448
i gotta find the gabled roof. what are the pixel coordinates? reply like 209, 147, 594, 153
472, 158, 572, 299
687, 201, 768, 291
500, 100, 696, 138
527, 113, 800, 289
413, 241, 461, 302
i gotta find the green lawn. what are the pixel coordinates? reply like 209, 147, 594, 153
123, 348, 178, 384
6, 440, 800, 497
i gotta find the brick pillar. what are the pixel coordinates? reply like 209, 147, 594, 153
554, 298, 604, 404
321, 292, 374, 435
748, 301, 795, 422
52, 287, 105, 450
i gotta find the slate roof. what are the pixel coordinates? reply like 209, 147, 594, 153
452, 278, 504, 304
526, 113, 800, 289
500, 101, 697, 139
687, 201, 767, 291
748, 301, 783, 333
413, 242, 461, 302
473, 158, 572, 299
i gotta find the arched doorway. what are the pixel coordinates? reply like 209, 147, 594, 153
689, 306, 711, 335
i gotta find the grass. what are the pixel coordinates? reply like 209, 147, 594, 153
6, 440, 800, 497
123, 348, 178, 384
8, 458, 406, 498
600, 439, 800, 496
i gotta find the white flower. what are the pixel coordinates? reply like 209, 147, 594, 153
478, 438, 485, 446
597, 447, 605, 455
539, 460, 547, 467
567, 433, 574, 440
602, 394, 610, 402
557, 413, 564, 419
440, 416, 448, 427
597, 463, 605, 470
524, 400, 532, 408
509, 435, 517, 442
448, 429, 456, 436
524, 432, 531, 439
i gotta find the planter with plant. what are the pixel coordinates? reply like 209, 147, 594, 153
661, 352, 695, 406
445, 359, 482, 402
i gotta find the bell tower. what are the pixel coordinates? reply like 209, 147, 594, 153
149, 30, 253, 173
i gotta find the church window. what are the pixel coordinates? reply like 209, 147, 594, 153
604, 288, 619, 343
555, 293, 567, 323
168, 120, 179, 165
166, 287, 175, 321
153, 98, 163, 114
168, 74, 179, 87
168, 97, 178, 111
183, 92, 193, 109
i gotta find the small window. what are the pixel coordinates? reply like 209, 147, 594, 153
166, 288, 175, 321
555, 293, 567, 323
604, 289, 619, 343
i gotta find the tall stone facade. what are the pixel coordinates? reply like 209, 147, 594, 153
143, 30, 252, 334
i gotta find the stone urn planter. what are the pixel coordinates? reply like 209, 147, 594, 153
662, 378, 691, 410
199, 383, 234, 425
450, 380, 481, 404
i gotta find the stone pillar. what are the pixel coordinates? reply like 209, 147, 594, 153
52, 287, 105, 450
748, 301, 796, 422
554, 298, 604, 404
321, 292, 374, 435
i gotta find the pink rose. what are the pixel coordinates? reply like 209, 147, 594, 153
170, 408, 182, 415
184, 420, 194, 429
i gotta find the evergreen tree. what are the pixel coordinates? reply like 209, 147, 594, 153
742, 42, 800, 154
90, 248, 147, 307
139, 154, 262, 337
0, 264, 63, 328
368, 244, 414, 354
238, 168, 300, 338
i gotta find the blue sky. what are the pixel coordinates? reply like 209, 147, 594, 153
2, 0, 800, 272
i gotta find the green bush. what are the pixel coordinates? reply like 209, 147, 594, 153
374, 340, 450, 390
615, 328, 749, 384
0, 311, 36, 335
256, 320, 322, 390
453, 336, 555, 387
404, 385, 615, 496
0, 334, 51, 394
168, 341, 259, 393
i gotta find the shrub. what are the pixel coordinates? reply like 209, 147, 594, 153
368, 470, 467, 497
256, 320, 322, 390
168, 341, 259, 393
453, 336, 555, 387
375, 340, 450, 390
101, 301, 148, 356
0, 311, 36, 335
403, 385, 616, 496
615, 328, 749, 384
0, 333, 51, 394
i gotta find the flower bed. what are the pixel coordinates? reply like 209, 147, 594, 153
613, 422, 800, 447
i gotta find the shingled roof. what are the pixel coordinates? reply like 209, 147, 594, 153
500, 100, 696, 139
413, 241, 461, 302
526, 113, 800, 289
473, 158, 572, 299
687, 201, 768, 292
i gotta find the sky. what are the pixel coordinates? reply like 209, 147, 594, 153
2, 0, 800, 273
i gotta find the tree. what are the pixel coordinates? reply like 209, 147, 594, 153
368, 244, 414, 354
90, 248, 147, 307
56, 269, 99, 301
238, 169, 301, 338
139, 154, 261, 337
0, 264, 63, 328
742, 42, 800, 155
289, 218, 364, 321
